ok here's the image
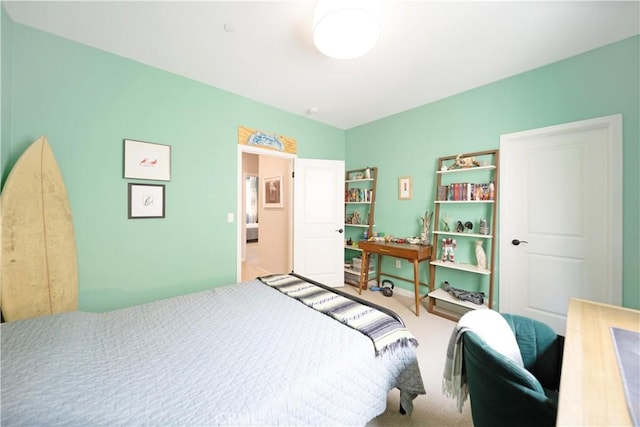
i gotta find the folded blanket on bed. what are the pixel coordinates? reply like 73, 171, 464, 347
442, 309, 524, 411
259, 274, 418, 356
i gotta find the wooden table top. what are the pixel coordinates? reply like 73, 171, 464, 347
357, 240, 432, 260
557, 298, 640, 426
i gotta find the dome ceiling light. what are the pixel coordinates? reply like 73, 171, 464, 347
313, 0, 382, 59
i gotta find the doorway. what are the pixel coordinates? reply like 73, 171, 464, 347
237, 145, 295, 282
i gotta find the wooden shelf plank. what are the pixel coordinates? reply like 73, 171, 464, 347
345, 178, 375, 183
430, 260, 491, 275
433, 231, 493, 239
428, 288, 489, 310
434, 200, 494, 204
436, 165, 496, 174
344, 267, 375, 276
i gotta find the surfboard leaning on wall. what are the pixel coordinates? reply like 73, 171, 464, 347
1, 136, 78, 321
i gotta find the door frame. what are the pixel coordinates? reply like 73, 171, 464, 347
237, 144, 296, 282
499, 114, 623, 313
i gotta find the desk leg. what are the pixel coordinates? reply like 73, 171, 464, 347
413, 260, 420, 316
359, 251, 370, 295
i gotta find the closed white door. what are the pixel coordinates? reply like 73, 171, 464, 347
293, 158, 345, 287
499, 115, 622, 335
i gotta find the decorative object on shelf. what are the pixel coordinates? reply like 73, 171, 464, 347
442, 214, 452, 232
464, 221, 473, 232
450, 153, 480, 170
346, 237, 353, 246
407, 237, 420, 244
475, 240, 487, 269
398, 176, 412, 200
128, 183, 165, 219
123, 139, 171, 181
441, 238, 457, 262
456, 220, 464, 233
263, 175, 283, 208
365, 167, 371, 179
420, 211, 433, 245
351, 211, 361, 224
479, 218, 489, 235
442, 281, 485, 305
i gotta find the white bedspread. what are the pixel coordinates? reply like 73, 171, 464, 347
1, 279, 425, 426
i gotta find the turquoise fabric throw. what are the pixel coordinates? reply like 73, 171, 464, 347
259, 274, 418, 356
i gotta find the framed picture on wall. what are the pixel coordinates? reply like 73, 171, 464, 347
128, 183, 165, 218
399, 176, 412, 200
263, 175, 283, 208
123, 139, 171, 181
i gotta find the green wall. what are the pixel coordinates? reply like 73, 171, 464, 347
1, 7, 12, 176
2, 7, 638, 312
1, 16, 345, 311
346, 35, 640, 309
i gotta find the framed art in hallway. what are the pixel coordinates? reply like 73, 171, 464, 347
263, 175, 283, 208
123, 139, 171, 181
399, 176, 412, 200
128, 183, 165, 219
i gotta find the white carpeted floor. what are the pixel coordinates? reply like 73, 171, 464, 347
339, 285, 474, 427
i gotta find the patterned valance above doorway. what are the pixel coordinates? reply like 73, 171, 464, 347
238, 126, 297, 155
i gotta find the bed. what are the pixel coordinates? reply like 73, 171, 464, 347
1, 273, 426, 426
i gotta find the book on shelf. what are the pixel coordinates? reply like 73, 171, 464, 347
443, 181, 495, 201
437, 185, 448, 201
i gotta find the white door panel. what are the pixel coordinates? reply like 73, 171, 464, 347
500, 115, 622, 335
293, 159, 345, 286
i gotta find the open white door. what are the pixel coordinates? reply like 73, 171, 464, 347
499, 115, 622, 335
293, 158, 345, 287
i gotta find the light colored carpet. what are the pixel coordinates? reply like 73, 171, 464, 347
339, 285, 474, 427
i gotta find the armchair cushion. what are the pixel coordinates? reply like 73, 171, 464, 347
501, 314, 564, 391
462, 313, 563, 427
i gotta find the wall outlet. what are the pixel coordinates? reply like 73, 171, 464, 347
395, 260, 402, 269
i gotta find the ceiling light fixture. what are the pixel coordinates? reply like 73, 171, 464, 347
313, 0, 382, 60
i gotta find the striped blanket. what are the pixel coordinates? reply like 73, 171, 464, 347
259, 274, 418, 356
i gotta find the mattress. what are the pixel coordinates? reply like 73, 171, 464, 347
1, 277, 425, 426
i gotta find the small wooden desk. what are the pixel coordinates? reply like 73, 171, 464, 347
557, 298, 640, 426
357, 241, 431, 316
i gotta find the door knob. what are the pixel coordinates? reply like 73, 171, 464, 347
511, 239, 529, 246
336, 228, 344, 234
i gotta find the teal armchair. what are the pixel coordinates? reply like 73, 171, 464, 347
462, 314, 564, 427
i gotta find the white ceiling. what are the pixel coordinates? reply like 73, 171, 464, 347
4, 1, 639, 129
